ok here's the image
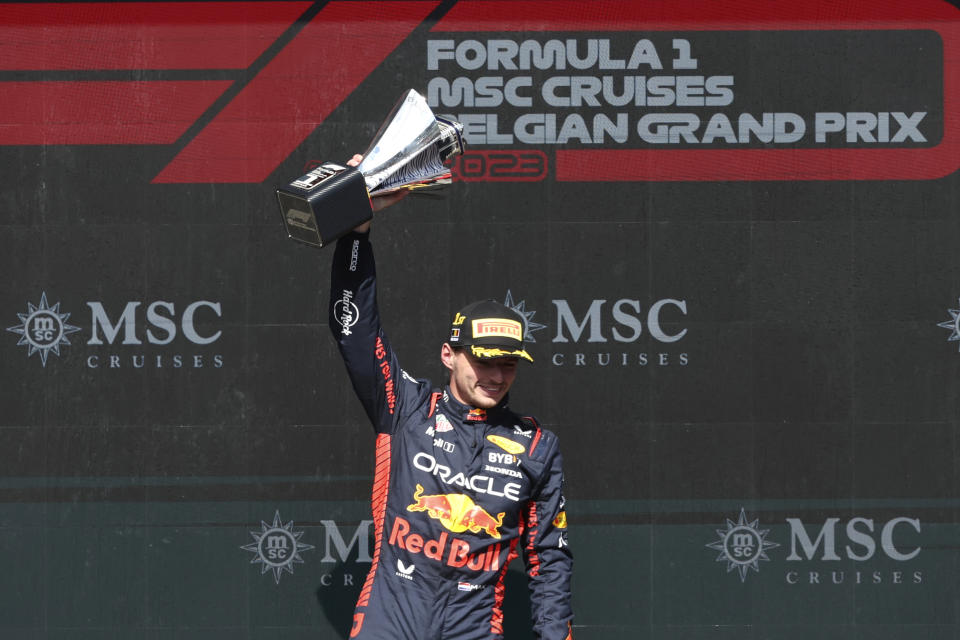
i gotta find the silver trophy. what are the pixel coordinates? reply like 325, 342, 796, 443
277, 89, 465, 248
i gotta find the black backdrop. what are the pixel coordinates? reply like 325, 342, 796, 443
1, 1, 959, 638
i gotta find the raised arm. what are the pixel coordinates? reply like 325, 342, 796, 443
328, 156, 414, 433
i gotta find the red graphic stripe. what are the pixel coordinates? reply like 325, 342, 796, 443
433, 0, 958, 31
427, 391, 442, 418
354, 433, 392, 615
490, 534, 521, 635
152, 0, 440, 184
0, 2, 310, 70
528, 428, 542, 456
0, 81, 230, 145
525, 416, 543, 455
558, 144, 960, 183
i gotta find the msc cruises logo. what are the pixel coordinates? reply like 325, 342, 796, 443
7, 291, 225, 370
705, 509, 925, 587
501, 289, 690, 367
240, 511, 315, 584
705, 509, 779, 582
6, 292, 81, 367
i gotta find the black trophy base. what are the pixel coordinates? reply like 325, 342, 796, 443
277, 164, 372, 248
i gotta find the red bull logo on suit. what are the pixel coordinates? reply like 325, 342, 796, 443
407, 484, 506, 539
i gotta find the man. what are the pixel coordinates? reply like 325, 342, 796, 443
328, 157, 573, 640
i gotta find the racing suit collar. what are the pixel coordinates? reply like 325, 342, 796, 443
441, 386, 509, 423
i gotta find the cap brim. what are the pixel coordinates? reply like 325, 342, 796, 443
470, 345, 534, 363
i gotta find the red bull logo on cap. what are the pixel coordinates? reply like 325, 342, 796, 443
408, 484, 506, 539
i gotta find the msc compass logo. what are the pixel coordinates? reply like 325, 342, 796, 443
504, 290, 546, 342
937, 298, 960, 349
6, 292, 81, 367
705, 509, 779, 582
241, 511, 315, 584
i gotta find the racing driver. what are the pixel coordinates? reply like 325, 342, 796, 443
329, 156, 573, 640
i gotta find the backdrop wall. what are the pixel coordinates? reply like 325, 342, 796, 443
1, 1, 958, 638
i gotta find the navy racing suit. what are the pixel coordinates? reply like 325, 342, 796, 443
329, 231, 574, 640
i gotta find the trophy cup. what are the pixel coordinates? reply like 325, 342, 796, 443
277, 89, 465, 248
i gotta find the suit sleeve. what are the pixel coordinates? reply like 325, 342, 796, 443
329, 231, 421, 434
521, 433, 574, 640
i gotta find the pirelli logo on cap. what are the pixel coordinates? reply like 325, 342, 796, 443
472, 318, 522, 341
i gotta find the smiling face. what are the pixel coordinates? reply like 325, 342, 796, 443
441, 343, 519, 409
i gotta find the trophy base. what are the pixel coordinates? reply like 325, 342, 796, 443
277, 164, 372, 248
